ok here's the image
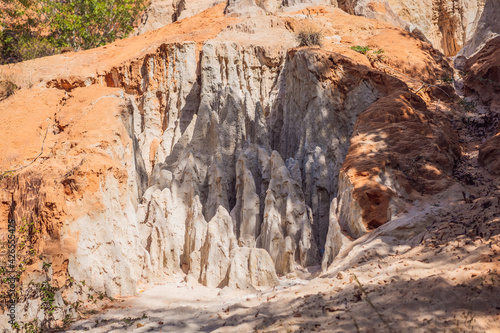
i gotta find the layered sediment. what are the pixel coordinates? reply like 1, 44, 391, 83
0, 4, 464, 329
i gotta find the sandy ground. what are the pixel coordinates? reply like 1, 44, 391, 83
66, 276, 312, 332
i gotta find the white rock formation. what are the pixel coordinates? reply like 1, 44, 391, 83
336, 172, 366, 239
226, 247, 279, 290
321, 198, 349, 271
182, 196, 208, 278
199, 206, 238, 287
230, 147, 262, 248
64, 91, 149, 298
271, 49, 383, 250
74, 34, 416, 293
458, 0, 500, 58
109, 39, 408, 289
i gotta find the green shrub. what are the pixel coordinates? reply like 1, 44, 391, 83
351, 45, 371, 54
295, 25, 323, 47
0, 0, 147, 63
15, 38, 57, 61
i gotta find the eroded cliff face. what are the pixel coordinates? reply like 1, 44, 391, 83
0, 86, 150, 327
464, 36, 500, 176
136, 0, 492, 57
337, 0, 488, 56
457, 0, 500, 58
123, 40, 458, 289
0, 5, 462, 329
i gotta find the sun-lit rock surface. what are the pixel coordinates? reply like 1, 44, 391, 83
338, 0, 488, 56
0, 1, 499, 331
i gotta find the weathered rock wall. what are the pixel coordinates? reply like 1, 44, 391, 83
458, 0, 500, 58
0, 38, 459, 298
132, 43, 378, 282
464, 36, 500, 108
338, 90, 460, 238
466, 36, 500, 176
0, 86, 151, 328
109, 39, 459, 286
0, 6, 463, 329
135, 0, 495, 59
132, 41, 321, 280
338, 0, 487, 56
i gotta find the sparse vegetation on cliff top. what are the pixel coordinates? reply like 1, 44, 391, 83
295, 24, 323, 48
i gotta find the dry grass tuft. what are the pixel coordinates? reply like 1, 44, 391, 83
295, 23, 323, 48
0, 70, 19, 101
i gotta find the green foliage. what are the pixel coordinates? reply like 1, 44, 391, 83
45, 0, 147, 49
0, 0, 147, 63
0, 216, 99, 331
440, 75, 455, 84
368, 49, 385, 63
40, 281, 57, 315
351, 45, 371, 54
295, 25, 323, 47
0, 217, 37, 312
14, 39, 57, 62
24, 319, 42, 333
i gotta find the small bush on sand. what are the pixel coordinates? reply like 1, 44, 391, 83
295, 25, 323, 47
